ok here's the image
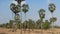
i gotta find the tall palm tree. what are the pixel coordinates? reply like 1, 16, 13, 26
38, 9, 45, 34
48, 3, 56, 34
39, 9, 45, 29
10, 0, 25, 33
10, 2, 21, 32
22, 4, 29, 33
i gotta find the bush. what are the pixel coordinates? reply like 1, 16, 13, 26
42, 20, 50, 29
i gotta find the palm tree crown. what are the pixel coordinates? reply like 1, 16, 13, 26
22, 4, 29, 13
39, 9, 45, 18
48, 3, 56, 13
10, 3, 20, 14
50, 17, 57, 23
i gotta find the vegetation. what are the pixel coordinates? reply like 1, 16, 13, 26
0, 3, 57, 30
42, 20, 50, 29
0, 11, 57, 30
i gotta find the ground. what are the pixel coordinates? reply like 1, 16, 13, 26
0, 28, 60, 34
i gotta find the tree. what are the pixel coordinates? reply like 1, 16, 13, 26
22, 20, 28, 29
48, 3, 56, 13
22, 4, 29, 33
9, 20, 13, 28
50, 17, 57, 24
48, 3, 56, 34
28, 19, 35, 31
36, 19, 41, 29
38, 9, 45, 34
42, 20, 50, 29
38, 9, 45, 29
10, 3, 20, 14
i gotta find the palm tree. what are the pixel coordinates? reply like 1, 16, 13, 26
36, 19, 41, 29
48, 3, 56, 19
22, 4, 29, 33
50, 17, 57, 24
10, 2, 21, 32
38, 9, 45, 29
48, 3, 56, 34
38, 9, 45, 34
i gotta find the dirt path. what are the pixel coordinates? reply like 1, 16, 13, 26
0, 28, 60, 34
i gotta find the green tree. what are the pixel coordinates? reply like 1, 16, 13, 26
50, 17, 57, 24
22, 20, 28, 29
28, 19, 35, 31
5, 23, 9, 28
48, 3, 56, 34
9, 20, 13, 28
42, 20, 50, 29
36, 19, 41, 29
38, 9, 45, 29
22, 4, 29, 33
38, 9, 45, 34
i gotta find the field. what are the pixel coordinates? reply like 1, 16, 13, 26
0, 28, 60, 34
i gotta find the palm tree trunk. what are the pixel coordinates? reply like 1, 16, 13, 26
28, 22, 30, 33
20, 3, 22, 34
20, 12, 22, 34
51, 13, 54, 34
24, 13, 26, 33
41, 18, 43, 34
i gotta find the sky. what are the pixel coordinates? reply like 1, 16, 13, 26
0, 0, 60, 26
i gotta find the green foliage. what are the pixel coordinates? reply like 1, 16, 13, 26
50, 17, 57, 23
22, 4, 29, 13
48, 3, 56, 13
42, 20, 50, 29
39, 9, 45, 19
0, 24, 4, 27
22, 19, 35, 30
22, 20, 28, 29
36, 19, 41, 29
10, 3, 20, 14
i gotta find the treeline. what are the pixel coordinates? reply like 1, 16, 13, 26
0, 17, 57, 30
0, 3, 57, 30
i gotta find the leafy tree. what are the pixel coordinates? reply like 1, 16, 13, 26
9, 20, 13, 28
22, 20, 28, 29
36, 19, 41, 29
28, 19, 35, 31
42, 20, 50, 29
50, 17, 57, 24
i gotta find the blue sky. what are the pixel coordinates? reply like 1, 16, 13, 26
0, 0, 60, 26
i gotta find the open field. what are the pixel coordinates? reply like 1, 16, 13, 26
0, 28, 60, 34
